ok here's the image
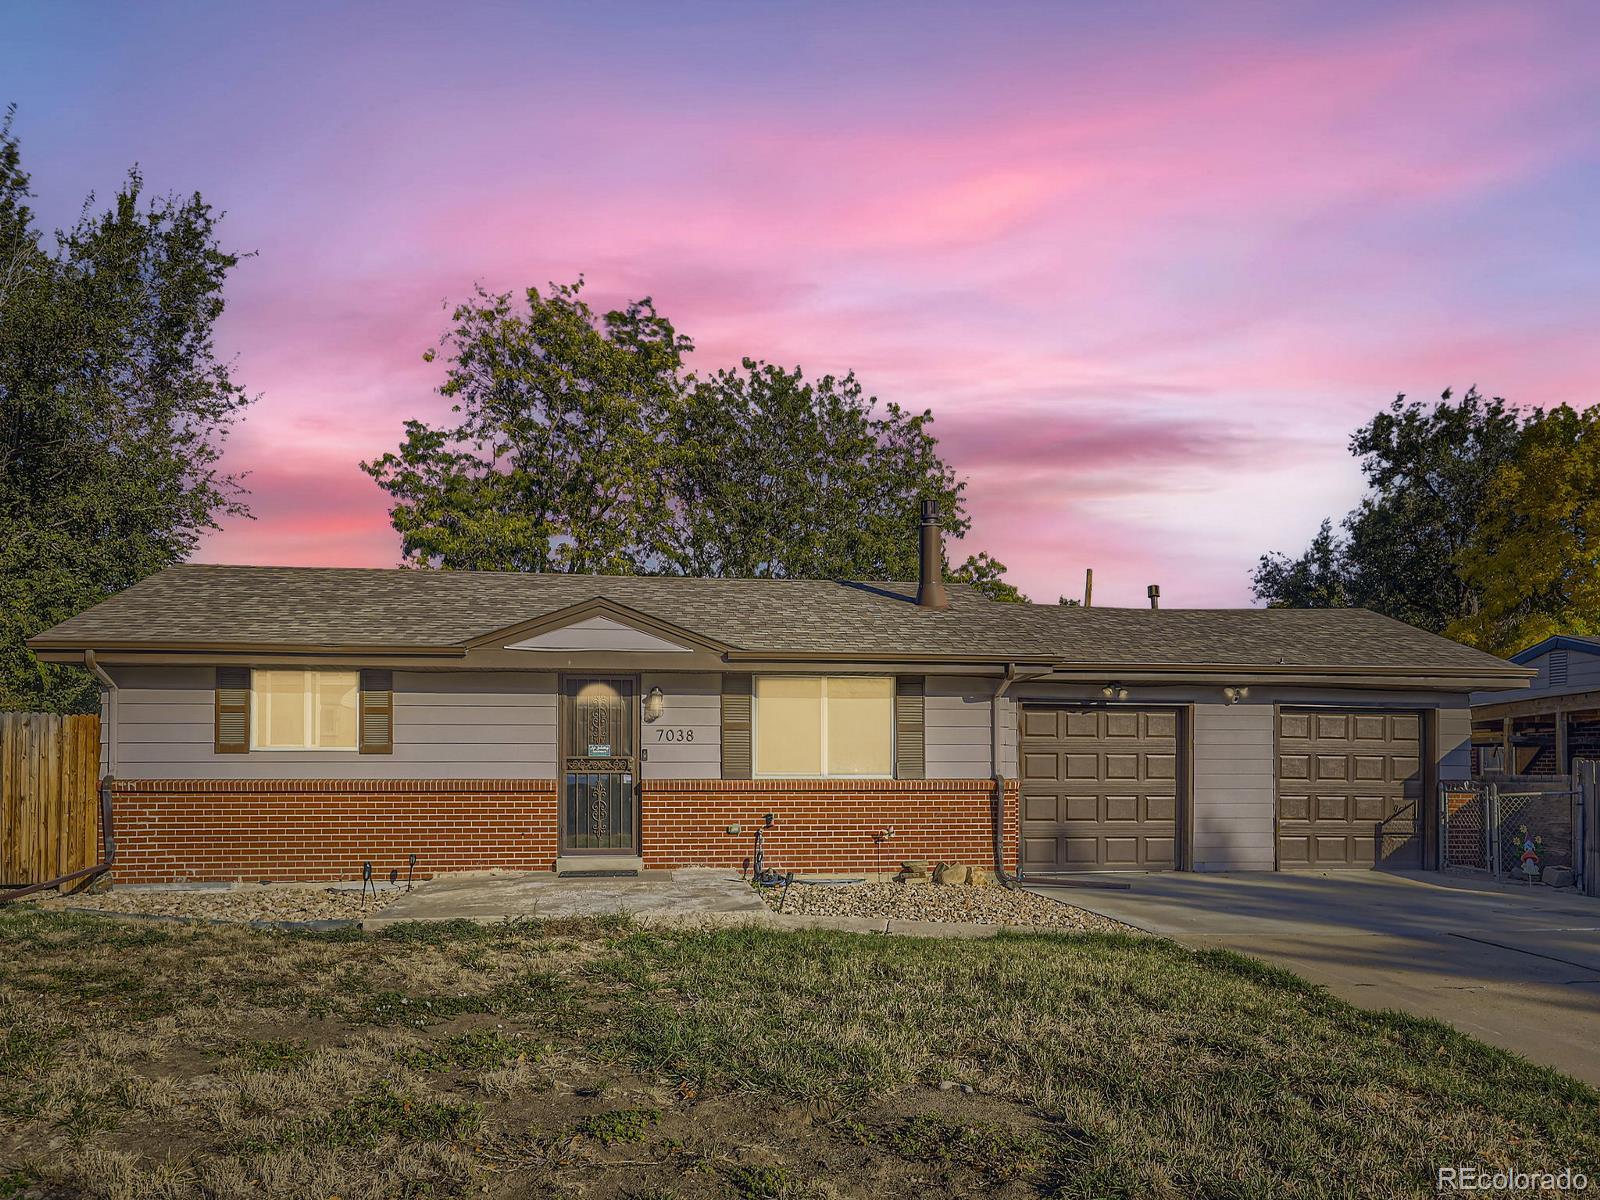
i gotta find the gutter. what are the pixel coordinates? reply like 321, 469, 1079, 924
990, 664, 1052, 889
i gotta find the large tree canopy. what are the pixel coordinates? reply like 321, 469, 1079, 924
366, 280, 1024, 597
1451, 404, 1600, 655
0, 112, 252, 712
1252, 388, 1527, 632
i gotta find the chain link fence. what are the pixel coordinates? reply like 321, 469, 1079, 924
1442, 774, 1583, 884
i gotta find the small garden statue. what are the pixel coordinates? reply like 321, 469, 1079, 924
1516, 825, 1543, 880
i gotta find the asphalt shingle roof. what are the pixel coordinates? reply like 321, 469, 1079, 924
30, 564, 1526, 679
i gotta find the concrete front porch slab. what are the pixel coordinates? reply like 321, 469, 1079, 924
362, 868, 766, 928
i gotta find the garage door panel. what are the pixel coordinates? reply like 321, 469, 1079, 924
1020, 704, 1181, 873
1023, 794, 1059, 822
1145, 712, 1177, 738
1105, 711, 1140, 738
1105, 753, 1139, 779
1062, 800, 1100, 825
1353, 714, 1386, 741
1064, 711, 1098, 738
1278, 834, 1311, 864
1316, 714, 1349, 739
1022, 710, 1058, 738
1315, 755, 1348, 781
1277, 707, 1424, 870
1023, 753, 1060, 780
1063, 838, 1101, 864
1352, 755, 1385, 781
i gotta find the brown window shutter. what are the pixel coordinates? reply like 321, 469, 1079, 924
360, 669, 394, 755
215, 667, 250, 754
721, 674, 752, 779
895, 676, 925, 780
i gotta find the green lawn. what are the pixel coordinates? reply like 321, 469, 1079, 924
0, 908, 1594, 1198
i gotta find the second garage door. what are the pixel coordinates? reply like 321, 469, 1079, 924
1020, 706, 1180, 872
1276, 709, 1424, 869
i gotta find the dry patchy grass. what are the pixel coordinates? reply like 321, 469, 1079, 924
0, 909, 1594, 1199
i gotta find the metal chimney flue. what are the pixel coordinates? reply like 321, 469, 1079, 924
1147, 584, 1161, 610
916, 499, 950, 610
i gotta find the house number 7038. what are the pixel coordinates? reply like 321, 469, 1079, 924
654, 728, 695, 742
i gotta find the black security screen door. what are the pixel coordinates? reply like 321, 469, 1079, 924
562, 676, 638, 853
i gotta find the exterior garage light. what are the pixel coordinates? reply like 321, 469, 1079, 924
1222, 686, 1251, 705
1101, 683, 1130, 701
643, 686, 666, 723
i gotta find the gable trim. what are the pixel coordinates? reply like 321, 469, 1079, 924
462, 596, 732, 655
1510, 635, 1600, 665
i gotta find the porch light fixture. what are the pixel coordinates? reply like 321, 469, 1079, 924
643, 686, 666, 723
1222, 686, 1251, 705
1101, 683, 1130, 701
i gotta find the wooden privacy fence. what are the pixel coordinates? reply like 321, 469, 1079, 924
1, 713, 101, 887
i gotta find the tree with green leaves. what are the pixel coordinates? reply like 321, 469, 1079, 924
1252, 388, 1527, 630
368, 281, 1026, 597
1450, 404, 1600, 655
363, 282, 688, 574
0, 111, 252, 712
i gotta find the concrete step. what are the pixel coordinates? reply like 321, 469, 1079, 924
555, 854, 644, 878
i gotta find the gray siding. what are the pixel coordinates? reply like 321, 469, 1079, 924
924, 678, 1001, 779
640, 672, 721, 779
108, 666, 557, 780
1438, 706, 1471, 780
507, 616, 693, 654
1190, 703, 1275, 872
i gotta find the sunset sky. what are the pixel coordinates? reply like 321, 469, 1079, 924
7, 2, 1598, 606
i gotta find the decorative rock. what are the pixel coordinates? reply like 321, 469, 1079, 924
1542, 865, 1575, 889
900, 860, 929, 876
756, 880, 1133, 932
937, 1080, 958, 1091
934, 862, 971, 886
967, 867, 994, 888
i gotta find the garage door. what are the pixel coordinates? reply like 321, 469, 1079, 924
1276, 709, 1423, 869
1020, 706, 1179, 872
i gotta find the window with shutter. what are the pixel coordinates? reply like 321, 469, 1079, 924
894, 677, 925, 779
721, 675, 752, 779
360, 669, 394, 754
214, 667, 250, 754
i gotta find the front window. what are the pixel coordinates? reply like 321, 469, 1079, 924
252, 669, 360, 750
754, 676, 893, 777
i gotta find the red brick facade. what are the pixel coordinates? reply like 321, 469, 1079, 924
107, 778, 1019, 884
108, 780, 558, 885
639, 779, 1019, 875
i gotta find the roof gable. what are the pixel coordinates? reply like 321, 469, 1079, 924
471, 597, 726, 655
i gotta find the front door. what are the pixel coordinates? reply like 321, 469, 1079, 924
561, 676, 639, 854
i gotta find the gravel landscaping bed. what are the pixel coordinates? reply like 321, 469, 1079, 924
26, 883, 403, 923
761, 880, 1135, 932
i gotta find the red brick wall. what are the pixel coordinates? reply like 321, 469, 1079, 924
107, 778, 1019, 884
640, 779, 1019, 875
108, 780, 558, 885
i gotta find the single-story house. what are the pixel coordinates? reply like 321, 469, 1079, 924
1471, 636, 1600, 776
29, 512, 1528, 884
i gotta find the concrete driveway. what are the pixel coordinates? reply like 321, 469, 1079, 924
1027, 871, 1600, 1085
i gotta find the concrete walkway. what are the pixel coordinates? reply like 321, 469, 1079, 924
364, 868, 768, 928
1028, 871, 1600, 1085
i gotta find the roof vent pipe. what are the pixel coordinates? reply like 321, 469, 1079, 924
916, 499, 950, 610
1147, 584, 1160, 610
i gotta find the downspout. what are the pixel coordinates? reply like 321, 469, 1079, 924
0, 651, 119, 903
992, 663, 1018, 889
